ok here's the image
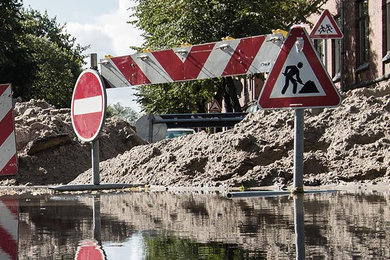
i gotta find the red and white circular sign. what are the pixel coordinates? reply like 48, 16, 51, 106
71, 69, 107, 142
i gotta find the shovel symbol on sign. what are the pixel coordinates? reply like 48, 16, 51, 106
281, 62, 319, 95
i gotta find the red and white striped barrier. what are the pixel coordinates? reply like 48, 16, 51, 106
0, 197, 18, 260
0, 84, 17, 176
101, 33, 283, 87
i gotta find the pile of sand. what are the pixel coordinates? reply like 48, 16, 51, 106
2, 84, 389, 188
70, 85, 390, 188
0, 99, 147, 185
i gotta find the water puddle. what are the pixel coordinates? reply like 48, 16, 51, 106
0, 190, 389, 259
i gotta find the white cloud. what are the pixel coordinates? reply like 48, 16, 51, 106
66, 0, 143, 59
65, 0, 144, 112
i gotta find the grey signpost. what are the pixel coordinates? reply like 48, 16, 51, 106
90, 53, 100, 185
293, 109, 304, 192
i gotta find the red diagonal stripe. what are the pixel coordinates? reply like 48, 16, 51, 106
222, 36, 265, 76
0, 155, 17, 176
0, 225, 17, 260
111, 56, 151, 86
0, 84, 10, 97
0, 198, 18, 217
0, 110, 14, 147
153, 43, 215, 81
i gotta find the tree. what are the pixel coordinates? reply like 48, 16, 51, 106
0, 1, 26, 88
130, 0, 326, 113
106, 102, 140, 125
0, 3, 87, 108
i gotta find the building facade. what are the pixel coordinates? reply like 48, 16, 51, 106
308, 0, 390, 91
234, 0, 390, 112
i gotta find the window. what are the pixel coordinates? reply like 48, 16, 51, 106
332, 16, 342, 79
357, 0, 369, 66
332, 38, 341, 79
314, 39, 324, 62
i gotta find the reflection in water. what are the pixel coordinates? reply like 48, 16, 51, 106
0, 191, 390, 259
0, 197, 18, 260
294, 195, 304, 260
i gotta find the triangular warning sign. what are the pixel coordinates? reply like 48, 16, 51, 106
258, 25, 341, 109
310, 9, 343, 39
209, 99, 222, 112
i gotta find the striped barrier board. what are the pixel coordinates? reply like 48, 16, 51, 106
0, 197, 18, 260
101, 33, 284, 88
0, 84, 17, 176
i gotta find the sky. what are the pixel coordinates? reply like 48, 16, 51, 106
23, 0, 144, 112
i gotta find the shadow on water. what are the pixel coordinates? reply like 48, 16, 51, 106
0, 190, 390, 259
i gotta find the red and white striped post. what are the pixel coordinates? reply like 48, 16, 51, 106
0, 84, 18, 176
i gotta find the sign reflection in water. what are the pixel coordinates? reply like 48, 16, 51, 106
2, 191, 390, 259
75, 196, 106, 260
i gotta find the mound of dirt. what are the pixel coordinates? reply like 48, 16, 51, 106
0, 99, 147, 186
71, 85, 390, 188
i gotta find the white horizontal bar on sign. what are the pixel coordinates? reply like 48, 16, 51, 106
0, 133, 16, 172
0, 200, 18, 241
0, 85, 12, 122
73, 96, 102, 115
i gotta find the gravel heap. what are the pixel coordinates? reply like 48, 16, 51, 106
71, 84, 390, 188
0, 99, 146, 186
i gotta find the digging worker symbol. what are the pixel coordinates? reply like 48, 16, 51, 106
281, 62, 319, 95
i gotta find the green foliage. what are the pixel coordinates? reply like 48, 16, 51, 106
130, 0, 326, 113
106, 102, 140, 125
135, 80, 218, 114
0, 2, 87, 108
143, 234, 257, 259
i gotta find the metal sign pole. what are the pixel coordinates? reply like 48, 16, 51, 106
293, 109, 304, 192
92, 140, 100, 185
90, 53, 100, 185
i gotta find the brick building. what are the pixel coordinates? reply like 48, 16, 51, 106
235, 0, 390, 112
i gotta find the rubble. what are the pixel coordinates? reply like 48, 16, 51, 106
71, 84, 390, 188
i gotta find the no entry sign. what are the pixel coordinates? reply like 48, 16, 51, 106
71, 69, 107, 142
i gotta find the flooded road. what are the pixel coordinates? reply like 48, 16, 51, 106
1, 190, 389, 259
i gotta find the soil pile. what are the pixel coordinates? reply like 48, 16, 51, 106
71, 85, 390, 188
0, 99, 147, 186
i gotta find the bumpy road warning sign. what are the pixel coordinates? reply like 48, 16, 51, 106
208, 99, 222, 113
258, 25, 341, 109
